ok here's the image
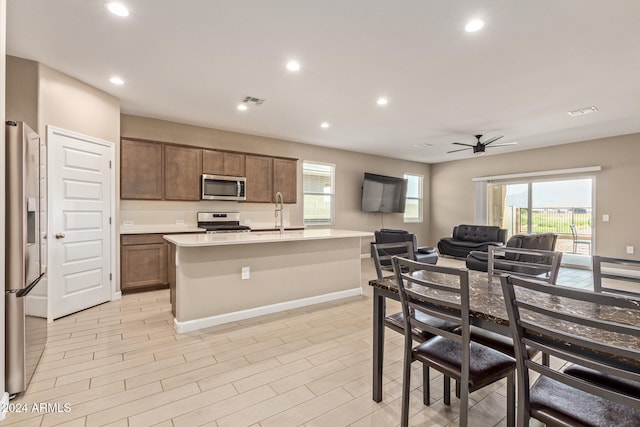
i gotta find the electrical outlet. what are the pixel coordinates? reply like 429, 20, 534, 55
627, 246, 634, 254
602, 214, 610, 222
123, 220, 134, 226
175, 219, 185, 225
241, 266, 250, 280
244, 219, 252, 225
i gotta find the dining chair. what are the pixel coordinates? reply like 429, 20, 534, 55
570, 223, 592, 254
392, 256, 515, 427
371, 242, 458, 402
593, 255, 640, 298
500, 274, 640, 426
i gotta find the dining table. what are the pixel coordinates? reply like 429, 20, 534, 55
369, 269, 640, 403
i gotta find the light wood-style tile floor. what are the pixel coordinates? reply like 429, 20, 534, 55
3, 258, 569, 426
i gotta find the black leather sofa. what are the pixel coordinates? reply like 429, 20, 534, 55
437, 224, 507, 258
465, 233, 558, 273
373, 229, 438, 265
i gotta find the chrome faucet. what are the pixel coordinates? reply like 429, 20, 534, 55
275, 192, 284, 234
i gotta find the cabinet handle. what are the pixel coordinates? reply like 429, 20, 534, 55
55, 233, 65, 239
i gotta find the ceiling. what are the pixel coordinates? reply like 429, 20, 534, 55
7, 0, 640, 163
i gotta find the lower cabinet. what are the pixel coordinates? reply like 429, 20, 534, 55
121, 234, 169, 292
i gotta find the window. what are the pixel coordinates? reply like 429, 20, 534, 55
303, 161, 335, 225
403, 173, 423, 222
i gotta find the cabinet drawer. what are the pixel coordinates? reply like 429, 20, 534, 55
121, 234, 165, 245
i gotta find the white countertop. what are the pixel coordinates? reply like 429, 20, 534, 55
164, 229, 373, 247
120, 225, 204, 235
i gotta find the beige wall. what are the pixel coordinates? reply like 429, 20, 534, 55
6, 56, 38, 128
430, 133, 640, 258
121, 114, 432, 253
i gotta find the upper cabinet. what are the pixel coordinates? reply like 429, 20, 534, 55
164, 145, 202, 200
202, 150, 245, 177
273, 158, 297, 203
121, 137, 297, 203
121, 139, 164, 200
245, 155, 273, 203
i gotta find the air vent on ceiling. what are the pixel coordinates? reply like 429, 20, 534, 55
568, 106, 598, 117
241, 96, 266, 106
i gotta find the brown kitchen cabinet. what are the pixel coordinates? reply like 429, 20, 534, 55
273, 158, 297, 203
121, 139, 164, 200
202, 150, 246, 177
164, 145, 202, 200
121, 234, 168, 292
245, 155, 273, 202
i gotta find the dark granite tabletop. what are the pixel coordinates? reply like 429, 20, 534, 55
370, 269, 640, 365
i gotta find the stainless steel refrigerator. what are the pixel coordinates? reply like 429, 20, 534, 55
5, 121, 47, 396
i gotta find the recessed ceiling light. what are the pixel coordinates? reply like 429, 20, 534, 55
286, 60, 301, 72
568, 106, 598, 117
109, 76, 124, 85
106, 2, 130, 17
413, 143, 433, 148
237, 104, 248, 111
465, 19, 484, 32
376, 97, 388, 106
320, 122, 330, 129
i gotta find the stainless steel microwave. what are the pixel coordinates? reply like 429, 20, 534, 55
202, 174, 246, 201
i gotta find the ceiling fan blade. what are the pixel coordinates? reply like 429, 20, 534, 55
482, 135, 504, 146
452, 142, 474, 147
447, 147, 471, 153
491, 141, 518, 147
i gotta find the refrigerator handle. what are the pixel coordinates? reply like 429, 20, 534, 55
16, 272, 45, 298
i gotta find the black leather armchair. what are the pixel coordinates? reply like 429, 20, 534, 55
373, 229, 438, 265
437, 225, 507, 258
465, 232, 558, 273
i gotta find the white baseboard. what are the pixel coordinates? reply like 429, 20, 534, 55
360, 253, 371, 259
1, 392, 10, 421
111, 291, 122, 301
174, 287, 362, 333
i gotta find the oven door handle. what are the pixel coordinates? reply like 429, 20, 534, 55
16, 273, 45, 298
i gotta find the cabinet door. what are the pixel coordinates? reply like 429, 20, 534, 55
273, 158, 297, 203
164, 145, 202, 200
202, 150, 246, 176
223, 152, 246, 176
245, 155, 273, 202
121, 243, 168, 290
202, 149, 224, 175
121, 139, 163, 199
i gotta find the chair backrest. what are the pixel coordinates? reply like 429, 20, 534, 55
392, 256, 470, 369
374, 229, 418, 250
487, 245, 563, 284
570, 224, 579, 240
371, 242, 414, 280
500, 275, 640, 419
593, 255, 640, 298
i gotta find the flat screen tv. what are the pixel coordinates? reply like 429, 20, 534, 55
361, 172, 408, 213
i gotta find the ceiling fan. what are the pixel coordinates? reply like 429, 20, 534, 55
447, 134, 517, 155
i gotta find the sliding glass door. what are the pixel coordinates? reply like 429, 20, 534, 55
488, 177, 593, 265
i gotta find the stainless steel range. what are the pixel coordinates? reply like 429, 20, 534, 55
197, 212, 251, 233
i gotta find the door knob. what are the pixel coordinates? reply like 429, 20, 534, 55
55, 233, 65, 239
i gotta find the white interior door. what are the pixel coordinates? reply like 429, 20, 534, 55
48, 127, 114, 319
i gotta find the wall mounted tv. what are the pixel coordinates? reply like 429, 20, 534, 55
361, 172, 408, 213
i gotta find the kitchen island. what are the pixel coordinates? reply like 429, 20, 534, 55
164, 229, 372, 333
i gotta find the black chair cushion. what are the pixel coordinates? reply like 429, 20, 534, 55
413, 336, 515, 391
530, 375, 640, 427
384, 311, 458, 341
563, 364, 640, 398
465, 326, 539, 359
